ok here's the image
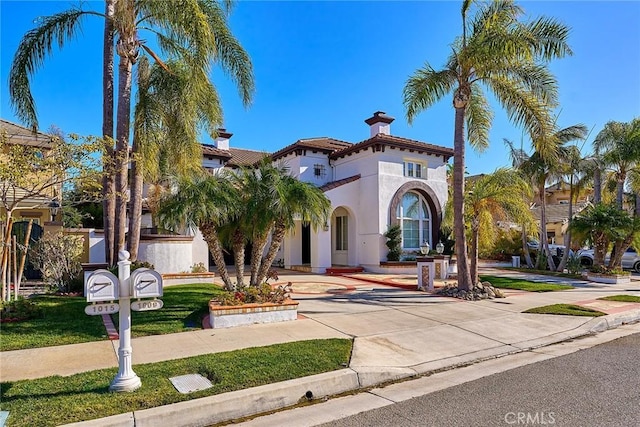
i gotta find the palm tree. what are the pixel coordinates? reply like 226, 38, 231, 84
593, 119, 640, 209
9, 0, 254, 264
156, 172, 239, 290
465, 169, 532, 284
403, 0, 571, 289
505, 124, 587, 271
128, 57, 223, 260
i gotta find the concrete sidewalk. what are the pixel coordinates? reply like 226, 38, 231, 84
2, 268, 640, 426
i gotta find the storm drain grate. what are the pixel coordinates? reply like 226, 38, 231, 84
169, 374, 213, 394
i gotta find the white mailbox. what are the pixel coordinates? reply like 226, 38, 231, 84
86, 269, 120, 302
130, 268, 163, 299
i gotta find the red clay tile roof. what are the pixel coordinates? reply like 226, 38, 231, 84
201, 144, 232, 158
330, 133, 453, 161
271, 137, 352, 161
531, 202, 589, 223
319, 174, 361, 192
201, 144, 268, 167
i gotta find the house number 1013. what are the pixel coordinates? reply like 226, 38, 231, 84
84, 303, 120, 316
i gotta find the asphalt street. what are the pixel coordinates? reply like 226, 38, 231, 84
320, 332, 640, 427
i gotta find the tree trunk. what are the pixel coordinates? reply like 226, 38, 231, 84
232, 228, 245, 288
127, 147, 143, 260
200, 223, 233, 290
452, 104, 473, 289
557, 176, 574, 272
616, 177, 625, 209
610, 235, 634, 268
257, 222, 287, 285
114, 52, 132, 255
470, 219, 479, 286
538, 182, 556, 271
102, 0, 115, 265
593, 233, 607, 266
249, 229, 271, 286
593, 167, 601, 204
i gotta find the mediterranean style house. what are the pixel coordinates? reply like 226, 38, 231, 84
168, 111, 454, 274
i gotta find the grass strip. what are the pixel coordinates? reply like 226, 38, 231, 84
523, 304, 606, 317
480, 275, 574, 292
1, 283, 226, 351
597, 295, 640, 303
0, 338, 352, 427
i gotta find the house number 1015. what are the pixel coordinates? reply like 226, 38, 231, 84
84, 303, 120, 316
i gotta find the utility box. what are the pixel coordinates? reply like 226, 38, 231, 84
85, 270, 120, 302
130, 268, 163, 299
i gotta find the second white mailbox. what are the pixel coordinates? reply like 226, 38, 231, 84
130, 268, 163, 299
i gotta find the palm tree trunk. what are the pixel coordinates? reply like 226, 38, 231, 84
616, 178, 625, 209
232, 228, 245, 288
249, 229, 271, 286
127, 148, 143, 260
557, 177, 574, 272
593, 167, 602, 204
200, 223, 234, 290
452, 104, 473, 289
114, 53, 132, 255
257, 222, 287, 285
538, 184, 557, 271
102, 0, 115, 265
521, 224, 534, 268
470, 221, 479, 286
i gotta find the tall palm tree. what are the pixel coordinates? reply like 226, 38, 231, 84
9, 0, 254, 264
128, 57, 223, 260
403, 0, 571, 289
593, 119, 640, 209
505, 124, 587, 271
465, 169, 532, 284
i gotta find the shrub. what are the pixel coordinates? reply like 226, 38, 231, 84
1, 298, 42, 322
190, 262, 208, 273
588, 265, 628, 275
384, 225, 402, 261
29, 232, 83, 293
215, 282, 292, 306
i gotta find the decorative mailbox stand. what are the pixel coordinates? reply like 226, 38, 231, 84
85, 250, 163, 392
416, 256, 435, 291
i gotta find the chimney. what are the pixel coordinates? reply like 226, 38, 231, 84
215, 128, 233, 150
364, 111, 394, 137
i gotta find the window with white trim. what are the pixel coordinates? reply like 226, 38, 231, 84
396, 191, 431, 250
403, 160, 426, 179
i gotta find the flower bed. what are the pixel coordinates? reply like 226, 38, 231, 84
209, 300, 299, 328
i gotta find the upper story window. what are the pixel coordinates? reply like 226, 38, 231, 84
403, 160, 426, 179
313, 164, 326, 178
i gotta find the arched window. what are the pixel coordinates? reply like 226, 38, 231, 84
396, 191, 431, 250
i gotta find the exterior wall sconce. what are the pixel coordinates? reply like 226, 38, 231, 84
323, 222, 329, 231
436, 240, 444, 254
49, 198, 61, 222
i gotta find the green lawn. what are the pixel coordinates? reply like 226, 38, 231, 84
1, 283, 226, 351
479, 275, 574, 292
0, 338, 352, 427
523, 304, 606, 317
597, 295, 640, 303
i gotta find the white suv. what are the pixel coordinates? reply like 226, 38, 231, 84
578, 247, 640, 273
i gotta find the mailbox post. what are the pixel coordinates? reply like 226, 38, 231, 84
84, 250, 163, 392
110, 250, 141, 392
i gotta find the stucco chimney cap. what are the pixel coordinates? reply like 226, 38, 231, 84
216, 128, 233, 139
364, 111, 395, 125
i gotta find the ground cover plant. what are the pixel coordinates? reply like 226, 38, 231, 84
0, 339, 352, 427
597, 295, 640, 303
1, 283, 226, 351
479, 275, 574, 292
523, 304, 605, 317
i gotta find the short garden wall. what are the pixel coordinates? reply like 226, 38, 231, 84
209, 300, 299, 329
586, 273, 631, 284
364, 261, 417, 275
162, 273, 216, 287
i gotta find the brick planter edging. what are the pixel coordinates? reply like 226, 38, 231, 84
586, 273, 631, 284
209, 300, 299, 328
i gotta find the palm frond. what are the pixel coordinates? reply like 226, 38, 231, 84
403, 64, 457, 124
9, 9, 90, 130
466, 84, 493, 151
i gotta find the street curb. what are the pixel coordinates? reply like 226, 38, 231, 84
60, 309, 640, 427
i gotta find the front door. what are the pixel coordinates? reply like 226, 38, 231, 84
301, 223, 311, 264
331, 209, 349, 266
11, 221, 44, 280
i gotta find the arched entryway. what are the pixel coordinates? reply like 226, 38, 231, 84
388, 182, 442, 251
331, 207, 351, 266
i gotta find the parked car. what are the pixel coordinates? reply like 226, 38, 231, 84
527, 241, 573, 258
577, 247, 640, 272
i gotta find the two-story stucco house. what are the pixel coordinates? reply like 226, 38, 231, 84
183, 111, 453, 274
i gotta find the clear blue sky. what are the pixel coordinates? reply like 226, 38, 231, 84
1, 1, 639, 175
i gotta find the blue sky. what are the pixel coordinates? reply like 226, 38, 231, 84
1, 1, 639, 175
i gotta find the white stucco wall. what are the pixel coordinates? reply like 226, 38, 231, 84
138, 238, 193, 274
191, 228, 210, 270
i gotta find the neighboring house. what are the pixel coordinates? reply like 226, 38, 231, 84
530, 181, 591, 244
166, 111, 453, 274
